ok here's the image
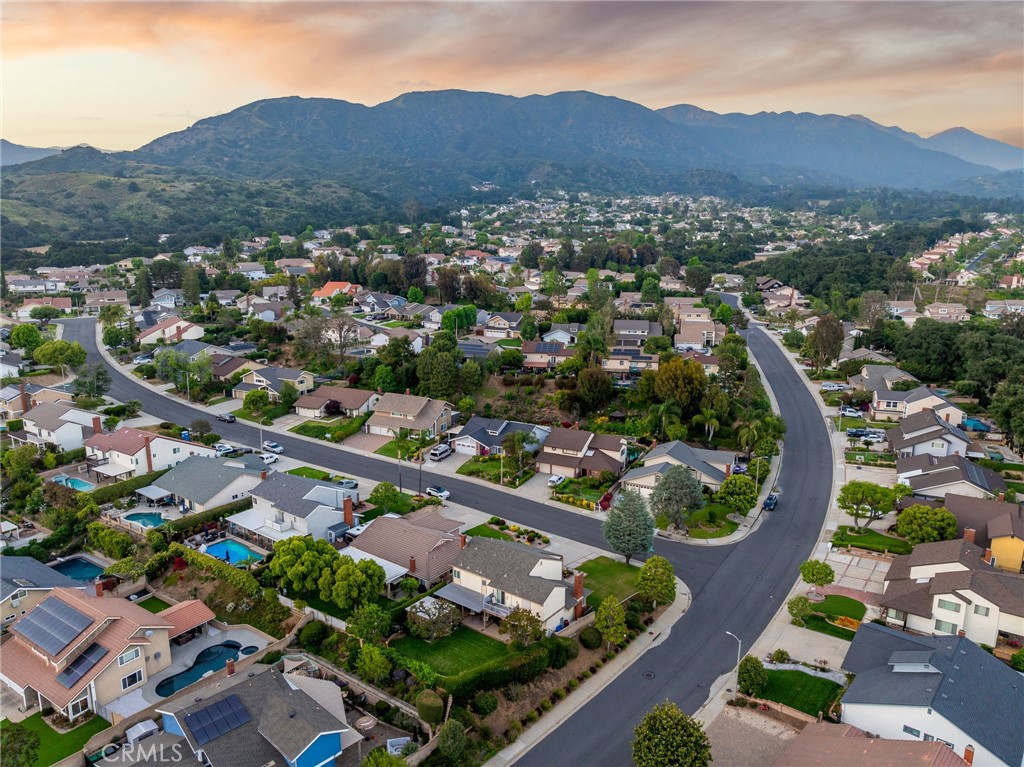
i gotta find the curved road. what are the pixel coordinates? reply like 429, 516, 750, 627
61, 317, 833, 765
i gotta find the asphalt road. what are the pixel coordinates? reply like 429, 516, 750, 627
61, 316, 833, 765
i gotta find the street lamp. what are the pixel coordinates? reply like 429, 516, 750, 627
258, 416, 271, 448
725, 631, 742, 689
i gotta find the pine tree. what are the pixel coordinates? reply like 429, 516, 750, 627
602, 489, 654, 564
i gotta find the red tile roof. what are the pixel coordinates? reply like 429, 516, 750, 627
157, 600, 216, 638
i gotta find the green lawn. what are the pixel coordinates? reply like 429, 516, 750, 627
801, 614, 856, 641
361, 492, 418, 520
831, 417, 898, 430
392, 626, 508, 675
832, 525, 913, 555
759, 670, 843, 717
495, 338, 522, 348
817, 595, 866, 620
1, 712, 111, 767
231, 405, 289, 423
296, 591, 395, 622
1007, 480, 1024, 495
844, 451, 896, 466
207, 396, 230, 405
287, 466, 334, 481
558, 478, 611, 503
290, 421, 334, 440
579, 556, 641, 609
465, 523, 513, 541
685, 503, 738, 539
375, 438, 438, 459
382, 320, 405, 327
137, 595, 171, 613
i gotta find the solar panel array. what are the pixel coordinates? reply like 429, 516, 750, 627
185, 694, 252, 746
529, 343, 563, 354
11, 596, 92, 656
56, 643, 109, 688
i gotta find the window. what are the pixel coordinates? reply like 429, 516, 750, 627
4, 614, 15, 622
452, 570, 461, 580
937, 599, 961, 613
935, 619, 958, 634
923, 734, 935, 742
15, 590, 26, 600
121, 670, 143, 690
172, 447, 181, 455
888, 609, 907, 622
68, 697, 90, 718
974, 605, 990, 617
903, 725, 921, 738
118, 647, 140, 666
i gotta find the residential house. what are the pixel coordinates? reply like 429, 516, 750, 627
422, 304, 461, 331
481, 312, 524, 339
139, 456, 266, 513
879, 538, 1024, 648
235, 262, 269, 281
679, 351, 720, 375
0, 589, 174, 724
870, 387, 965, 424
886, 410, 982, 459
211, 289, 242, 306
249, 301, 290, 323
995, 277, 1024, 292
840, 624, 1023, 767
848, 365, 919, 393
0, 352, 24, 379
383, 301, 432, 323
349, 513, 462, 586
227, 473, 358, 548
674, 320, 726, 349
601, 347, 660, 378
137, 317, 204, 346
84, 290, 130, 314
1, 557, 83, 627
535, 427, 626, 478
14, 402, 100, 452
451, 417, 550, 456
84, 427, 217, 481
771, 722, 970, 767
15, 297, 73, 319
619, 440, 737, 495
157, 666, 359, 767
151, 288, 185, 309
169, 340, 231, 363
235, 294, 271, 315
261, 286, 290, 301
458, 338, 495, 361
0, 383, 73, 421
983, 299, 1024, 319
232, 366, 315, 403
367, 326, 425, 353
941, 494, 1024, 574
541, 323, 584, 345
356, 292, 405, 314
837, 346, 893, 365
887, 300, 918, 318
521, 341, 575, 371
613, 319, 662, 348
923, 302, 970, 323
211, 355, 265, 383
756, 276, 785, 291
365, 393, 452, 439
274, 257, 315, 272
664, 297, 710, 323
294, 386, 381, 419
896, 454, 1007, 501
945, 270, 978, 287
437, 537, 586, 633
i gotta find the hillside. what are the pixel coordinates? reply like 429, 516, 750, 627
0, 139, 60, 166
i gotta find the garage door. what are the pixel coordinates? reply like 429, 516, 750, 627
453, 438, 477, 455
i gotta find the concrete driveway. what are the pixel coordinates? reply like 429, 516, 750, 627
342, 432, 391, 453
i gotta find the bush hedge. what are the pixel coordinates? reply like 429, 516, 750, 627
438, 642, 550, 702
5, 419, 24, 432
90, 469, 169, 505
472, 691, 498, 717
144, 550, 176, 580
416, 689, 444, 725
167, 542, 261, 598
579, 626, 602, 650
165, 498, 253, 533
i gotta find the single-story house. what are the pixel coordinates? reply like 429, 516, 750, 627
294, 386, 381, 419
15, 297, 73, 319
312, 281, 361, 305
451, 417, 550, 456
619, 440, 737, 495
541, 323, 584, 346
368, 326, 425, 353
138, 456, 266, 513
349, 513, 462, 586
771, 722, 970, 767
138, 317, 204, 346
848, 364, 919, 393
83, 290, 130, 314
897, 454, 1007, 501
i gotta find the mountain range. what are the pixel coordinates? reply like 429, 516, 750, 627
1, 139, 60, 166
3, 90, 1022, 248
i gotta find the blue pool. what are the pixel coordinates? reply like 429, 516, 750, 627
51, 556, 104, 582
204, 539, 262, 565
155, 641, 242, 697
52, 475, 96, 492
124, 512, 166, 528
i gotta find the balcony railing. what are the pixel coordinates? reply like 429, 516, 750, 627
482, 595, 512, 618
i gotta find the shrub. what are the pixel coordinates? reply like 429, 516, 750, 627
144, 550, 175, 579
165, 498, 252, 533
552, 688, 566, 701
438, 719, 468, 762
526, 710, 539, 723
258, 650, 284, 665
415, 689, 444, 725
625, 610, 643, 631
547, 636, 577, 669
738, 655, 768, 697
472, 691, 498, 717
567, 679, 579, 691
579, 626, 602, 650
167, 543, 261, 597
299, 620, 331, 651
90, 469, 169, 504
145, 528, 167, 552
1012, 648, 1024, 672
770, 648, 791, 663
540, 698, 553, 711
507, 721, 522, 741
503, 682, 523, 702
581, 669, 591, 680
439, 643, 550, 702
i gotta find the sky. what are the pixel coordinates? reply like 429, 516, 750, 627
3, 1, 1022, 150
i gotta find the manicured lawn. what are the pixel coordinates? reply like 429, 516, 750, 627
685, 503, 737, 538
579, 556, 641, 608
759, 670, 843, 717
288, 466, 334, 481
831, 417, 898, 430
290, 421, 334, 440
832, 525, 912, 555
296, 591, 395, 622
382, 320, 405, 327
1, 712, 111, 767
496, 338, 522, 347
362, 492, 418, 520
457, 457, 535, 488
801, 614, 856, 641
231, 405, 289, 423
375, 438, 437, 459
207, 396, 230, 405
137, 595, 171, 613
844, 451, 896, 466
817, 595, 866, 620
558, 478, 611, 503
1007, 480, 1024, 494
465, 523, 513, 541
392, 626, 508, 675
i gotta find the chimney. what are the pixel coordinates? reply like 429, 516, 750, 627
964, 528, 976, 544
144, 434, 154, 473
963, 746, 974, 766
19, 383, 30, 414
573, 573, 585, 619
409, 556, 416, 573
344, 497, 354, 526
460, 534, 467, 549
377, 387, 383, 394
405, 388, 411, 395
998, 492, 1005, 502
226, 658, 235, 677
983, 548, 993, 563
94, 581, 105, 597
93, 416, 103, 434
260, 470, 267, 481
725, 463, 732, 477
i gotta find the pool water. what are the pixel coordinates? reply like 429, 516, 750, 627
155, 641, 243, 697
124, 512, 166, 528
204, 539, 262, 564
51, 556, 104, 582
52, 475, 96, 492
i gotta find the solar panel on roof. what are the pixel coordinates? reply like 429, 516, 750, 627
12, 597, 92, 656
56, 643, 109, 688
185, 694, 251, 746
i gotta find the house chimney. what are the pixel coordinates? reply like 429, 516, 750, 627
226, 658, 235, 677
377, 387, 383, 395
344, 497, 354, 526
260, 470, 267, 481
93, 416, 103, 434
460, 534, 467, 549
964, 528, 976, 544
983, 548, 993, 563
19, 383, 30, 414
963, 745, 974, 766
998, 492, 1005, 502
144, 434, 154, 473
725, 463, 732, 477
405, 388, 411, 395
409, 556, 416, 573
573, 573, 585, 619
94, 581, 105, 597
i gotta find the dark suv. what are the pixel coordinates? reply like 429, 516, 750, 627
762, 493, 779, 511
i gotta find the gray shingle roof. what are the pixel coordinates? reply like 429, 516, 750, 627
454, 537, 566, 606
643, 440, 736, 483
150, 456, 261, 505
0, 557, 82, 601
250, 473, 346, 518
458, 417, 542, 452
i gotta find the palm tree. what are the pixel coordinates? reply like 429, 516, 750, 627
737, 420, 762, 460
98, 304, 126, 329
393, 428, 414, 461
575, 332, 607, 365
691, 407, 720, 444
656, 400, 683, 441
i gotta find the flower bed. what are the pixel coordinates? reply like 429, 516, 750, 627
484, 517, 550, 546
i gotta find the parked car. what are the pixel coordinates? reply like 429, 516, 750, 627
428, 444, 452, 461
839, 407, 860, 418
335, 479, 358, 490
846, 428, 868, 438
262, 440, 284, 454
258, 453, 279, 464
547, 475, 566, 487
133, 355, 153, 365
820, 382, 845, 392
862, 433, 886, 444
217, 413, 236, 423
426, 486, 450, 500
731, 463, 748, 475
213, 443, 233, 456
762, 493, 779, 511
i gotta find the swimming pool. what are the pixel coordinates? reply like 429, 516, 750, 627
51, 556, 104, 582
155, 641, 243, 697
52, 475, 96, 492
123, 512, 166, 528
204, 539, 263, 565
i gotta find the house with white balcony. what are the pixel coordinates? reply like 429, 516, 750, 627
84, 427, 217, 481
13, 402, 101, 452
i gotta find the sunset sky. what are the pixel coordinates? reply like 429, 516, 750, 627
3, 1, 1022, 150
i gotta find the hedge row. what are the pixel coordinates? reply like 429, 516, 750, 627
438, 642, 550, 701
165, 498, 253, 533
552, 493, 596, 511
167, 542, 262, 598
90, 469, 169, 504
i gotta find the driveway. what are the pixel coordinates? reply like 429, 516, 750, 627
342, 432, 391, 453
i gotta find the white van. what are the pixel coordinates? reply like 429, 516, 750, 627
428, 444, 453, 461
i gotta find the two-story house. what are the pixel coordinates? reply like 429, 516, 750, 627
84, 427, 217, 481
983, 299, 1024, 319
679, 350, 719, 375
619, 440, 737, 495
848, 364, 919, 392
137, 317, 204, 346
311, 281, 361, 305
896, 454, 1007, 501
535, 427, 626, 478
235, 262, 269, 281
367, 326, 425, 353
151, 288, 185, 309
612, 320, 662, 348
482, 312, 524, 339
923, 302, 970, 323
870, 387, 965, 424
601, 347, 660, 378
541, 323, 584, 346
1, 557, 83, 627
365, 393, 452, 439
83, 290, 130, 314
941, 494, 1024, 574
437, 537, 586, 633
232, 366, 315, 403
356, 291, 405, 314
521, 341, 575, 371
13, 402, 100, 452
886, 410, 982, 459
383, 301, 431, 322
0, 383, 73, 421
664, 297, 711, 323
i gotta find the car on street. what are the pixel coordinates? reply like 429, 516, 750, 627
762, 493, 779, 511
862, 433, 886, 444
258, 453, 279, 464
425, 485, 450, 500
133, 355, 153, 365
839, 407, 860, 418
335, 479, 358, 490
262, 440, 284, 454
547, 475, 566, 487
820, 382, 845, 392
217, 413, 236, 423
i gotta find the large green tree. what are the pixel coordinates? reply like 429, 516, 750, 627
602, 490, 654, 564
895, 504, 958, 545
9, 323, 42, 355
650, 465, 704, 528
0, 720, 40, 767
836, 480, 895, 529
33, 340, 86, 378
715, 474, 758, 515
632, 701, 711, 767
636, 555, 676, 607
799, 559, 835, 597
594, 595, 627, 649
804, 314, 844, 371
653, 357, 707, 414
